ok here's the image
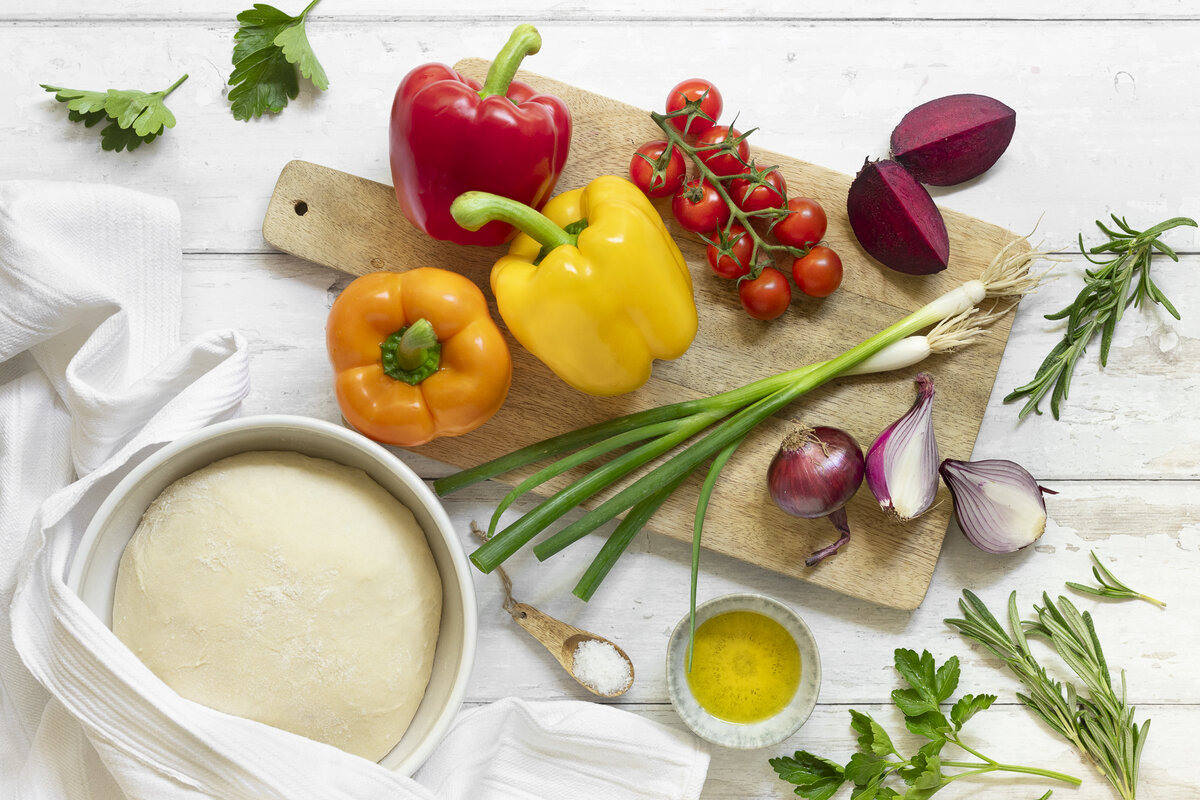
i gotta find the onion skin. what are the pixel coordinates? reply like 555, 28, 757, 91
865, 372, 939, 520
768, 426, 865, 565
939, 458, 1056, 554
769, 427, 864, 518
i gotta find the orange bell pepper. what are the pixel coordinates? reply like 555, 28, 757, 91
326, 268, 511, 446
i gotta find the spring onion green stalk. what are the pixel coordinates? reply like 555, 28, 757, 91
688, 436, 744, 670
436, 242, 1044, 580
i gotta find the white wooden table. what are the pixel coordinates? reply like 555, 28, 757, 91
6, 3, 1197, 797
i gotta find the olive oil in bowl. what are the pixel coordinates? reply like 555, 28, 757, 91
665, 593, 821, 749
685, 610, 801, 723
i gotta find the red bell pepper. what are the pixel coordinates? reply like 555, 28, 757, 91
389, 24, 572, 247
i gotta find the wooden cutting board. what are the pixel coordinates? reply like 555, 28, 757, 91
263, 58, 1022, 610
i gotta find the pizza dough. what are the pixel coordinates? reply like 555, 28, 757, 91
113, 450, 443, 762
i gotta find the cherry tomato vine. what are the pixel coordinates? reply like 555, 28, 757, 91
628, 78, 843, 319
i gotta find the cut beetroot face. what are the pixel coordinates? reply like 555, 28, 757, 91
891, 94, 1016, 186
846, 159, 950, 275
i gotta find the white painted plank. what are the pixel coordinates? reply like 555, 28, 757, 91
182, 252, 1200, 480
13, 1, 1200, 22
442, 478, 1199, 705
977, 243, 1200, 474
6, 21, 1200, 251
10, 9, 1197, 796
490, 703, 1190, 799
179, 251, 1200, 704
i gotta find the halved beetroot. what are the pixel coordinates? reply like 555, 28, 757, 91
891, 94, 1016, 186
847, 159, 949, 275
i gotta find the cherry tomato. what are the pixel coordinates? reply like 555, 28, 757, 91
665, 78, 724, 137
695, 126, 751, 177
791, 246, 844, 298
772, 197, 828, 249
738, 267, 792, 320
730, 167, 787, 213
672, 179, 731, 233
629, 141, 687, 198
705, 224, 754, 279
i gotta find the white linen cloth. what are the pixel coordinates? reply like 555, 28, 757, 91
0, 180, 710, 800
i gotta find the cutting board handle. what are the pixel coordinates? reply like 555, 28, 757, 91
262, 160, 498, 283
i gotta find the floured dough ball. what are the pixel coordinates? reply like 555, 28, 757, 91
113, 450, 442, 762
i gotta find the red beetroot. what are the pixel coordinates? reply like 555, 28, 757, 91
890, 94, 1016, 186
846, 159, 950, 276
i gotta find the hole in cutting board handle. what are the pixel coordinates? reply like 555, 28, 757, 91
294, 200, 308, 216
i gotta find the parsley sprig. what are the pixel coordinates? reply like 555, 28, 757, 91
770, 648, 1080, 798
41, 74, 188, 152
1006, 214, 1196, 419
229, 0, 329, 120
1067, 551, 1165, 608
947, 590, 1149, 800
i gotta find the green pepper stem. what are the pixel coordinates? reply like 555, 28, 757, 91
395, 319, 438, 370
380, 319, 442, 385
479, 24, 542, 99
451, 191, 576, 250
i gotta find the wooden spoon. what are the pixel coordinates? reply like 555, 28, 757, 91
509, 602, 635, 698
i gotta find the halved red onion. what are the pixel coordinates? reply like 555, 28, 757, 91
865, 373, 939, 520
938, 458, 1057, 553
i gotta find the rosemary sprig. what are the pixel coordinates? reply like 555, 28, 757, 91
1067, 551, 1166, 608
1005, 214, 1196, 419
946, 590, 1149, 800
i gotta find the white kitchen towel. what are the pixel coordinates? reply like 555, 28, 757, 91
0, 180, 709, 800
414, 697, 711, 800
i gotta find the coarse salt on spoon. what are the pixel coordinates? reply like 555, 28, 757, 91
472, 524, 634, 698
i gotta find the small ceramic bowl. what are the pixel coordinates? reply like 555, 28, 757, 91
665, 593, 821, 749
66, 414, 477, 776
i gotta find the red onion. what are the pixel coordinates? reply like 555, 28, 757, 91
767, 426, 865, 566
865, 372, 939, 520
939, 458, 1057, 553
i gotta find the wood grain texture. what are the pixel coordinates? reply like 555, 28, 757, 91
262, 59, 1028, 610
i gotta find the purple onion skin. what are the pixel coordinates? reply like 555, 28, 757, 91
939, 458, 1055, 554
768, 427, 865, 519
865, 373, 938, 519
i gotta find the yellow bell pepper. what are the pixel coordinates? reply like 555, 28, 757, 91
450, 176, 698, 396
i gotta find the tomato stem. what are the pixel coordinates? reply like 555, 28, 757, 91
650, 110, 811, 277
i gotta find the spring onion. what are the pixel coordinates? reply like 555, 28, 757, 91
435, 241, 1045, 592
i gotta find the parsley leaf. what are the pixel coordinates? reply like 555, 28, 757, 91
844, 752, 891, 787
41, 74, 187, 152
950, 693, 996, 730
892, 648, 959, 728
898, 740, 945, 789
903, 710, 950, 741
849, 710, 897, 757
228, 0, 328, 120
771, 646, 1081, 798
769, 751, 845, 799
